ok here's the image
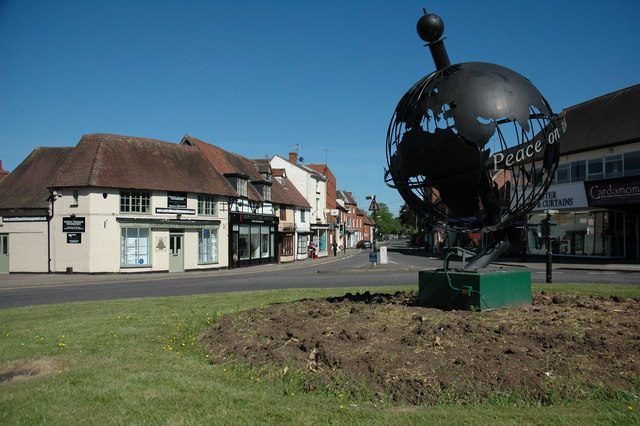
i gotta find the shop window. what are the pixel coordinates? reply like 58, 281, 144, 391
198, 195, 217, 216
588, 158, 604, 180
260, 226, 270, 258
570, 160, 586, 182
250, 226, 260, 258
297, 235, 309, 255
605, 155, 623, 178
198, 228, 218, 264
120, 228, 150, 266
120, 191, 151, 213
238, 225, 250, 260
556, 164, 570, 184
624, 151, 640, 176
282, 235, 294, 256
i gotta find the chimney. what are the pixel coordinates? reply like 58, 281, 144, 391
289, 152, 298, 163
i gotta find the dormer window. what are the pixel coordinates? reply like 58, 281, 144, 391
224, 173, 249, 197
237, 178, 248, 197
251, 181, 272, 202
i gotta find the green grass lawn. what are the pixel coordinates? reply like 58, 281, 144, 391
1, 284, 639, 425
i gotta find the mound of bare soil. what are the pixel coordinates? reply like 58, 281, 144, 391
202, 291, 640, 404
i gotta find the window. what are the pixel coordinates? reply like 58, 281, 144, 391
120, 191, 151, 213
297, 235, 309, 255
198, 228, 218, 264
72, 190, 79, 206
120, 228, 150, 266
279, 205, 287, 220
588, 158, 604, 180
237, 179, 248, 197
571, 160, 586, 182
260, 226, 270, 258
198, 195, 217, 216
262, 185, 271, 201
605, 155, 623, 178
624, 151, 640, 176
282, 235, 294, 256
556, 163, 570, 184
300, 209, 306, 223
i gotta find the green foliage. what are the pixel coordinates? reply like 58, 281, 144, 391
373, 202, 399, 236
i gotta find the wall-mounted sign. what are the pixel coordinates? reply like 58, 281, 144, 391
2, 216, 48, 223
167, 192, 187, 208
67, 233, 82, 244
584, 177, 640, 206
155, 208, 195, 215
330, 209, 339, 217
62, 216, 85, 232
155, 236, 167, 252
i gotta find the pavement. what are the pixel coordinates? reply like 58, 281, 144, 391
1, 246, 639, 290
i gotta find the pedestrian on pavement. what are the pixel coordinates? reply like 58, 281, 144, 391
332, 241, 338, 256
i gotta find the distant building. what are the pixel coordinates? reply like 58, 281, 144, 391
270, 153, 329, 257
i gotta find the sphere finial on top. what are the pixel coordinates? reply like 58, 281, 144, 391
416, 10, 444, 42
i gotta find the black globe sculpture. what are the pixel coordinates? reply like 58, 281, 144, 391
386, 10, 565, 266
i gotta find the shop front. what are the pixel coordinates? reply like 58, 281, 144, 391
311, 224, 329, 257
527, 178, 640, 260
229, 213, 278, 268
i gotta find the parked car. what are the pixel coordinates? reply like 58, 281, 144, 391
356, 240, 372, 249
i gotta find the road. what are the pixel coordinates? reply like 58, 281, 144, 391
1, 239, 639, 309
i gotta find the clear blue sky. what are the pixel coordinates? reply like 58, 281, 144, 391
1, 0, 638, 215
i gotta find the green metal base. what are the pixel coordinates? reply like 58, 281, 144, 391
418, 269, 532, 311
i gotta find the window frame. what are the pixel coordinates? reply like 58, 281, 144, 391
120, 227, 151, 267
120, 191, 151, 213
197, 195, 217, 216
198, 227, 219, 264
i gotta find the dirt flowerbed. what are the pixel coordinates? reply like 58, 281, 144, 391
202, 291, 640, 404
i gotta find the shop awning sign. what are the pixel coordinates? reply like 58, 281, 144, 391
584, 178, 640, 206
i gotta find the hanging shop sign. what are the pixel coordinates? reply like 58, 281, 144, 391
62, 216, 86, 232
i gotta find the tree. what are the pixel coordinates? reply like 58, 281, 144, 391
373, 203, 399, 236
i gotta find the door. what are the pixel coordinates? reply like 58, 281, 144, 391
169, 234, 184, 272
0, 234, 8, 274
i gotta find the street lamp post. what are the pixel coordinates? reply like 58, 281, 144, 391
543, 210, 558, 283
47, 189, 61, 274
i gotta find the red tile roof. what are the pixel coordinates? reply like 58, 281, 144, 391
181, 135, 269, 202
50, 134, 236, 196
0, 147, 72, 211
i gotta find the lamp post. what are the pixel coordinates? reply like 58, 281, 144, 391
543, 210, 558, 283
47, 189, 61, 274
